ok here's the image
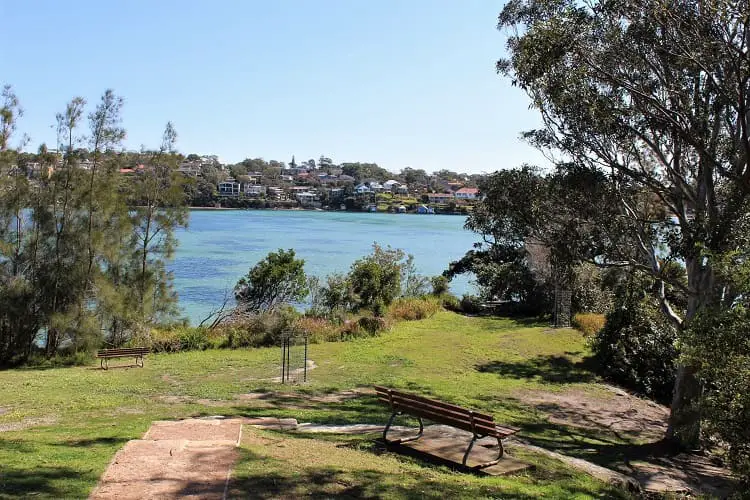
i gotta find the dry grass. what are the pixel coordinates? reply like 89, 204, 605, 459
388, 297, 441, 321
572, 313, 606, 336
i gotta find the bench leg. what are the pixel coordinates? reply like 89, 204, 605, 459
463, 435, 504, 468
462, 434, 504, 469
382, 412, 424, 444
135, 355, 144, 368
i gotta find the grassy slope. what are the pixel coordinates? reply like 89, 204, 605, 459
0, 312, 630, 499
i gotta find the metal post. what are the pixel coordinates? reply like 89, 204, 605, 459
286, 336, 291, 382
303, 335, 308, 382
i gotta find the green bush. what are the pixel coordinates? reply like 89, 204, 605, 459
177, 328, 211, 351
571, 263, 613, 314
591, 289, 677, 402
357, 316, 390, 335
683, 306, 750, 483
430, 276, 450, 296
460, 295, 482, 315
440, 293, 461, 312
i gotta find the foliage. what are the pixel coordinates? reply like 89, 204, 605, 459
348, 244, 405, 313
440, 293, 461, 313
294, 316, 341, 343
318, 273, 356, 316
571, 263, 613, 315
497, 0, 750, 446
234, 249, 308, 314
460, 295, 482, 315
0, 87, 187, 365
430, 275, 450, 296
387, 297, 441, 321
572, 313, 606, 337
591, 275, 678, 402
357, 315, 391, 336
683, 306, 750, 482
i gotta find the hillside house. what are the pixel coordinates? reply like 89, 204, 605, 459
218, 179, 241, 197
455, 187, 479, 200
427, 192, 455, 204
243, 184, 266, 197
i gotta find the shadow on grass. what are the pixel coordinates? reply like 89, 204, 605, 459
57, 436, 129, 448
0, 466, 98, 498
476, 355, 596, 384
226, 447, 628, 500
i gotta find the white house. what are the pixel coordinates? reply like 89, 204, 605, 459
427, 192, 455, 204
355, 183, 372, 194
218, 179, 241, 197
295, 191, 317, 206
243, 184, 266, 197
455, 187, 479, 200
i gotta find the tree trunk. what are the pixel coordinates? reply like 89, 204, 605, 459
667, 364, 702, 447
667, 260, 713, 448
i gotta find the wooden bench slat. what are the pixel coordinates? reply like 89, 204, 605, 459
378, 396, 500, 437
96, 347, 149, 359
377, 395, 498, 433
375, 386, 494, 421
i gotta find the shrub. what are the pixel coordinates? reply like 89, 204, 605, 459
177, 328, 211, 351
682, 306, 750, 483
460, 294, 482, 315
295, 316, 340, 343
357, 315, 390, 335
234, 249, 308, 314
572, 313, 606, 336
591, 288, 677, 402
430, 276, 450, 296
571, 263, 613, 314
388, 297, 440, 321
440, 293, 461, 312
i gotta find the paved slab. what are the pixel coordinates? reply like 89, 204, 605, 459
90, 418, 244, 500
385, 426, 531, 476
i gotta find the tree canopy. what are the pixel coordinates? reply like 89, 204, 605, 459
497, 0, 750, 447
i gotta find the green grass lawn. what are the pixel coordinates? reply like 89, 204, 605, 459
0, 312, 633, 499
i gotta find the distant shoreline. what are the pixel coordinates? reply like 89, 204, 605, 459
188, 206, 467, 215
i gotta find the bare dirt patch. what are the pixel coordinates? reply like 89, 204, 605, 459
235, 387, 372, 410
516, 385, 668, 441
514, 385, 737, 495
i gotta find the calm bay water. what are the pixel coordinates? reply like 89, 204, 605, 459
170, 210, 477, 324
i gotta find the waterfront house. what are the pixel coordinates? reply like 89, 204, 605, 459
355, 183, 372, 194
427, 192, 455, 204
455, 187, 479, 200
218, 179, 241, 197
417, 205, 435, 214
267, 186, 284, 200
295, 191, 317, 206
243, 184, 266, 197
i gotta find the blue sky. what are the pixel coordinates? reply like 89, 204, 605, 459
1, 0, 546, 173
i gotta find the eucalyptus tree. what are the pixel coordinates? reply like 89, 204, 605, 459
498, 0, 750, 446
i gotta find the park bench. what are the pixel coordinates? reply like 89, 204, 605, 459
374, 386, 519, 468
96, 347, 149, 370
